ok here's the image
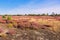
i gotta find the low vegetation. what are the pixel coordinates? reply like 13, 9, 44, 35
0, 15, 59, 40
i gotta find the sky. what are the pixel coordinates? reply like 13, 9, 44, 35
0, 0, 60, 15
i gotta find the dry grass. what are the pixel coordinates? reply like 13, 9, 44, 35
28, 18, 60, 32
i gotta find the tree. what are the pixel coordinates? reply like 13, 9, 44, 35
41, 13, 45, 16
25, 14, 27, 16
50, 12, 56, 16
46, 13, 49, 16
2, 15, 6, 20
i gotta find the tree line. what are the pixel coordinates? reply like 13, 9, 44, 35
0, 12, 60, 16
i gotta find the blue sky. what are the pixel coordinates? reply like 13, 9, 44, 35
0, 0, 60, 15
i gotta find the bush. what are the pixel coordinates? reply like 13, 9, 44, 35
7, 23, 13, 28
2, 15, 6, 20
12, 22, 18, 28
7, 16, 12, 20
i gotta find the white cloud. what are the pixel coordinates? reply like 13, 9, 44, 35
0, 0, 60, 15
2, 6, 59, 15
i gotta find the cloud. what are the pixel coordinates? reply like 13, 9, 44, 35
1, 6, 59, 15
0, 0, 60, 15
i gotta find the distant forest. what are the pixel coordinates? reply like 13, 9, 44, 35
0, 12, 60, 16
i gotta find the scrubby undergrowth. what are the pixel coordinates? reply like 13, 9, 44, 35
0, 28, 60, 40
0, 16, 60, 40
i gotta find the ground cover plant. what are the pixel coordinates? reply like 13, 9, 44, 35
0, 15, 60, 40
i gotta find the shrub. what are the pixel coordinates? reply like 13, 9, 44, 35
2, 15, 6, 20
7, 23, 13, 28
12, 22, 17, 28
7, 16, 12, 20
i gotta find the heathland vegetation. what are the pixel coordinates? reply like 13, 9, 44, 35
0, 13, 60, 40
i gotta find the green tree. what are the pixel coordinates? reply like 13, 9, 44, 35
41, 13, 45, 16
2, 15, 6, 20
50, 12, 56, 16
